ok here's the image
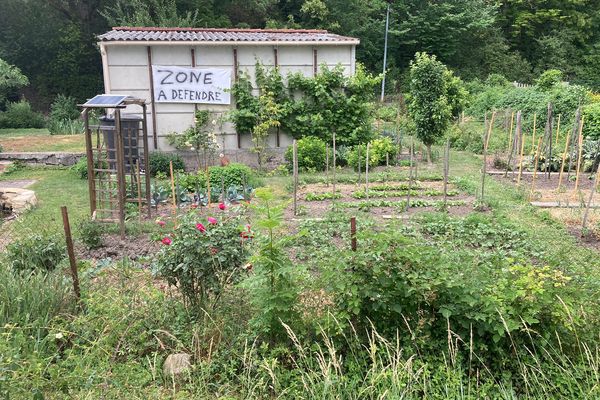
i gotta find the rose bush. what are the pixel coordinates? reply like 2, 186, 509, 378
152, 208, 251, 311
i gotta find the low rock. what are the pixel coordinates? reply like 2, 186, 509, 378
163, 353, 191, 379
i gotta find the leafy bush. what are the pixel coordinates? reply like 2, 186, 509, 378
78, 220, 103, 249
284, 135, 326, 172
152, 209, 250, 310
0, 100, 45, 128
148, 152, 186, 177
583, 102, 600, 140
348, 136, 398, 169
70, 156, 108, 179
447, 122, 484, 153
179, 163, 259, 192
536, 69, 563, 91
6, 233, 66, 273
49, 94, 80, 122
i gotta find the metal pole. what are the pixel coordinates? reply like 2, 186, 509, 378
380, 2, 390, 102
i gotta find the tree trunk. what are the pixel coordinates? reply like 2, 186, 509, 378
426, 144, 432, 164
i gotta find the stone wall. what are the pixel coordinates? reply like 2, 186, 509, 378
0, 152, 84, 166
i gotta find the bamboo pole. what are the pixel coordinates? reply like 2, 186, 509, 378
529, 137, 543, 200
169, 160, 177, 214
575, 122, 584, 191
557, 129, 571, 190
531, 113, 537, 154
581, 164, 600, 234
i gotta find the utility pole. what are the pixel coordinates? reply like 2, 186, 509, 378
380, 2, 390, 102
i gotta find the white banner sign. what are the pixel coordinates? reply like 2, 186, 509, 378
152, 65, 231, 104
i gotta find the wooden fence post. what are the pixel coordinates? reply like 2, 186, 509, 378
293, 139, 298, 216
61, 206, 81, 304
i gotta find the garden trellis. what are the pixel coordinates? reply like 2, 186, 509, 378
80, 95, 152, 238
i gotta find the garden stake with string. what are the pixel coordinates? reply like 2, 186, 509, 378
529, 137, 543, 200
169, 160, 176, 215
558, 128, 571, 190
581, 163, 600, 235
575, 117, 585, 191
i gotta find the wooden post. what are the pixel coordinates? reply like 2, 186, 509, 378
581, 164, 600, 234
83, 109, 96, 216
169, 160, 177, 214
505, 110, 520, 178
531, 113, 537, 154
135, 160, 142, 221
147, 47, 158, 149
365, 142, 370, 201
350, 216, 357, 251
115, 110, 126, 239
406, 140, 414, 211
557, 129, 571, 190
517, 111, 525, 185
508, 111, 514, 152
481, 111, 496, 201
293, 139, 298, 216
141, 103, 151, 218
575, 121, 584, 191
443, 139, 450, 207
529, 137, 543, 200
332, 132, 337, 194
545, 102, 553, 180
386, 152, 389, 168
61, 206, 81, 303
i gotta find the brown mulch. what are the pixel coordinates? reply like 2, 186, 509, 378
75, 233, 160, 264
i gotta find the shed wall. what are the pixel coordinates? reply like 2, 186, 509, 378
101, 42, 355, 165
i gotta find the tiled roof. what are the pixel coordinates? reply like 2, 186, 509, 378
98, 27, 359, 44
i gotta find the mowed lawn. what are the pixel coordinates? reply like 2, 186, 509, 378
0, 128, 87, 152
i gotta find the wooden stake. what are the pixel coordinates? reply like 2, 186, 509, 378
575, 121, 584, 191
406, 140, 414, 211
567, 108, 582, 181
517, 117, 526, 185
135, 160, 142, 221
545, 102, 553, 180
61, 206, 81, 303
481, 111, 496, 200
332, 132, 337, 194
365, 143, 370, 201
529, 137, 543, 200
557, 128, 571, 190
169, 160, 177, 214
508, 111, 514, 152
581, 164, 600, 234
293, 139, 298, 216
357, 145, 361, 184
350, 216, 357, 251
531, 113, 537, 154
505, 110, 520, 178
443, 139, 450, 207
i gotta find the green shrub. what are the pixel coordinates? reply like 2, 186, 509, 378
447, 123, 484, 153
152, 209, 250, 310
369, 136, 397, 165
78, 220, 104, 249
6, 233, 66, 273
583, 102, 600, 140
179, 163, 259, 192
71, 156, 108, 179
0, 100, 45, 128
49, 94, 80, 122
284, 136, 327, 172
148, 152, 186, 177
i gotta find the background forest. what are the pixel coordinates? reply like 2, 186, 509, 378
2, 0, 600, 110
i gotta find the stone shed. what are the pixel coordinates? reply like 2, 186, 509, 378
97, 27, 359, 164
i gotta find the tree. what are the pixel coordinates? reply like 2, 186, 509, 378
0, 58, 28, 107
252, 91, 281, 171
408, 52, 451, 163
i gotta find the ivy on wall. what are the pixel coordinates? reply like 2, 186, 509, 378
229, 62, 381, 147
